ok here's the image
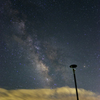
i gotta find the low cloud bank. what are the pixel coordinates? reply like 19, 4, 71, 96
0, 86, 99, 100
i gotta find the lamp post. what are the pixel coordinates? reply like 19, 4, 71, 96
70, 64, 79, 100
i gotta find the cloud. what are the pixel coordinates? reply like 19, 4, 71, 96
0, 87, 99, 100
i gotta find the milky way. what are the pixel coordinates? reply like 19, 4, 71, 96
0, 0, 75, 89
7, 18, 73, 88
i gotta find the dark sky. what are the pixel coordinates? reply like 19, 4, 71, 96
0, 0, 100, 94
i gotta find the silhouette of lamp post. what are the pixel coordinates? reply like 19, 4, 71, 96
70, 64, 79, 100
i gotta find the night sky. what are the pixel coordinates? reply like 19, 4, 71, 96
0, 0, 100, 95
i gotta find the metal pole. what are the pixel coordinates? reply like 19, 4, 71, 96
73, 69, 79, 100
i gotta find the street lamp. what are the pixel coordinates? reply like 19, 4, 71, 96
70, 64, 79, 100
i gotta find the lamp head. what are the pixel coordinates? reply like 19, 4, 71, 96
70, 64, 77, 68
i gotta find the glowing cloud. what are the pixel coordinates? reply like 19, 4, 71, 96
0, 87, 99, 100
